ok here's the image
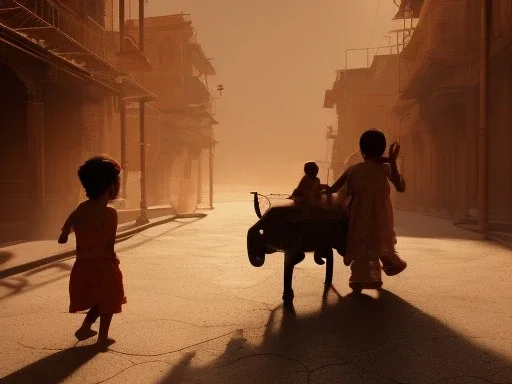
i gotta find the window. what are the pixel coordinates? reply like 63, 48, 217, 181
159, 38, 176, 65
81, 0, 106, 26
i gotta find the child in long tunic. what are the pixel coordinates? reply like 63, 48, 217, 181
327, 130, 407, 292
58, 155, 126, 349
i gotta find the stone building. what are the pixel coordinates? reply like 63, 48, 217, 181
0, 0, 152, 244
394, 0, 481, 218
323, 53, 406, 200
487, 1, 512, 226
124, 14, 217, 214
395, 0, 512, 231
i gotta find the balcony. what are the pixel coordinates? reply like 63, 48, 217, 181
184, 76, 211, 106
0, 0, 115, 71
0, 0, 152, 74
0, 0, 154, 99
162, 106, 217, 149
190, 43, 215, 76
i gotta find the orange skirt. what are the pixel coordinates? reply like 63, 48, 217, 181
69, 258, 126, 314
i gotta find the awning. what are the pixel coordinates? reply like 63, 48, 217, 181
163, 105, 218, 126
88, 72, 157, 101
0, 23, 90, 80
190, 43, 216, 76
177, 128, 212, 148
115, 34, 154, 73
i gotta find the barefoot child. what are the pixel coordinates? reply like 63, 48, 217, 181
326, 129, 407, 293
289, 161, 330, 265
59, 155, 126, 349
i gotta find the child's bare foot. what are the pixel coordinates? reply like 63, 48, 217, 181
96, 337, 116, 352
313, 251, 325, 265
75, 327, 98, 341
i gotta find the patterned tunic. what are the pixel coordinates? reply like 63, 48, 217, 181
343, 161, 401, 284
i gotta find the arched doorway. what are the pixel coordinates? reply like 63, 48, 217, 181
0, 61, 30, 244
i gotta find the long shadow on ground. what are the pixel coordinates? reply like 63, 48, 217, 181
2, 345, 99, 383
3, 291, 511, 383
157, 289, 512, 384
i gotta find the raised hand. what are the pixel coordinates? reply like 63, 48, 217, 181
389, 142, 401, 162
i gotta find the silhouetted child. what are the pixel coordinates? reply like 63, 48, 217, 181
289, 161, 330, 265
59, 155, 126, 350
326, 129, 407, 293
290, 161, 328, 204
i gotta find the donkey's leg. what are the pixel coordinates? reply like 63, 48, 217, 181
283, 251, 296, 305
324, 248, 334, 287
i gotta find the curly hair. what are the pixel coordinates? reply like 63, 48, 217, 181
359, 129, 387, 159
78, 155, 121, 200
304, 161, 319, 178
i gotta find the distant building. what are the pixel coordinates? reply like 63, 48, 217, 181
124, 13, 218, 213
323, 53, 406, 203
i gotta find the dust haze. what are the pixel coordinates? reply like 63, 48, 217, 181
143, 0, 402, 188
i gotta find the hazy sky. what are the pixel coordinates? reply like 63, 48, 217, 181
138, 0, 402, 186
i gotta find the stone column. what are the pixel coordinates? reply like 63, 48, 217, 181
197, 148, 202, 203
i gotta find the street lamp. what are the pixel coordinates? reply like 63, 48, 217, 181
325, 125, 336, 184
216, 84, 224, 98
207, 85, 223, 209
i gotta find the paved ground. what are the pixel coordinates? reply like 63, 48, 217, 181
1, 201, 512, 384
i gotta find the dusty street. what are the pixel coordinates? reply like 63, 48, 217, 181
1, 201, 512, 384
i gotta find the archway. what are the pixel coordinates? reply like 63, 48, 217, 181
0, 61, 30, 244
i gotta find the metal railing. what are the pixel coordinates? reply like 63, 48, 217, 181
15, 0, 107, 61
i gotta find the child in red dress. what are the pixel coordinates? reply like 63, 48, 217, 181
59, 155, 126, 349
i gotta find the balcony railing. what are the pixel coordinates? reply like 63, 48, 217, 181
16, 0, 106, 59
0, 0, 117, 68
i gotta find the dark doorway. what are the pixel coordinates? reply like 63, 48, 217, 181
42, 82, 83, 234
0, 61, 30, 244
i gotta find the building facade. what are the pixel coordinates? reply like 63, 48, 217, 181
323, 53, 406, 204
0, 1, 218, 244
395, 0, 512, 229
125, 14, 217, 214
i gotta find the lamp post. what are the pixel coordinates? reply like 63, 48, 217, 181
325, 125, 336, 184
135, 0, 149, 225
208, 138, 217, 209
205, 84, 223, 209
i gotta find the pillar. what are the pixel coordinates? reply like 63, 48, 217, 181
208, 141, 214, 209
197, 148, 202, 203
119, 0, 127, 207
136, 0, 149, 225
